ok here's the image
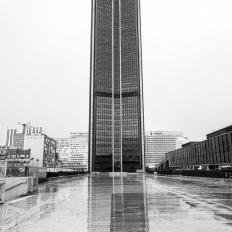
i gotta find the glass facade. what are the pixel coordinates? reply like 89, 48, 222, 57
89, 0, 145, 172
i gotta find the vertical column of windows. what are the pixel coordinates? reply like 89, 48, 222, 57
121, 0, 141, 171
113, 0, 121, 171
215, 137, 221, 164
203, 141, 207, 165
218, 136, 225, 163
211, 138, 217, 164
94, 0, 113, 171
199, 143, 204, 165
207, 140, 211, 164
208, 139, 213, 164
223, 134, 229, 163
227, 133, 232, 163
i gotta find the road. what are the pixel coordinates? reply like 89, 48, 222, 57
0, 174, 232, 231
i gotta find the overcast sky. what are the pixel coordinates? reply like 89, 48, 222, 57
0, 0, 232, 143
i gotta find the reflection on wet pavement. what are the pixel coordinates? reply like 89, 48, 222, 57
0, 174, 232, 231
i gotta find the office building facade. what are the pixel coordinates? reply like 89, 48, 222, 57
54, 138, 70, 162
55, 138, 70, 152
145, 131, 188, 166
24, 134, 57, 168
0, 146, 31, 168
89, 0, 145, 172
69, 132, 88, 172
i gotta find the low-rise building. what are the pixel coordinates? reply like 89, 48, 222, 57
54, 138, 70, 163
0, 146, 31, 167
145, 131, 188, 167
157, 124, 232, 171
24, 134, 57, 168
69, 132, 88, 172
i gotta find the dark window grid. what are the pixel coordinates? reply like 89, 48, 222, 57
227, 133, 232, 163
209, 139, 214, 165
205, 140, 210, 164
211, 138, 217, 164
218, 136, 225, 164
198, 142, 203, 165
215, 137, 221, 164
223, 134, 230, 163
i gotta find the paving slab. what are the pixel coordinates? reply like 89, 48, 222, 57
0, 174, 232, 231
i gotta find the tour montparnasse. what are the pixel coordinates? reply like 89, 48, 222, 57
89, 0, 145, 173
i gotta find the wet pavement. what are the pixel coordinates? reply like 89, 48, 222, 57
0, 174, 232, 231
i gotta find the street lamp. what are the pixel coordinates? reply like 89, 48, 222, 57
36, 159, 39, 167
30, 158, 34, 166
20, 156, 24, 167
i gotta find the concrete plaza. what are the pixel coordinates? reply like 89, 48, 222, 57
1, 174, 232, 231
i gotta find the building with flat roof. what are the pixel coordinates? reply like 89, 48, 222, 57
145, 131, 188, 166
0, 146, 31, 168
207, 124, 232, 140
55, 138, 69, 151
156, 125, 232, 171
24, 134, 57, 168
4, 123, 45, 148
89, 0, 145, 172
182, 142, 199, 148
54, 138, 70, 162
69, 132, 88, 172
3, 123, 57, 169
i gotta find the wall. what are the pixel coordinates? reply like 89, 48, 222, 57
5, 177, 27, 201
24, 136, 44, 167
0, 181, 5, 204
27, 177, 38, 193
4, 177, 38, 202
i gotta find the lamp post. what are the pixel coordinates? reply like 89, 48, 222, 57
20, 156, 24, 167
36, 159, 39, 167
30, 158, 34, 166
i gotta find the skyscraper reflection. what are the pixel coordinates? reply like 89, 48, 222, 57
88, 174, 148, 231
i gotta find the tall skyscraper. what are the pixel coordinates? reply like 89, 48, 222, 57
89, 0, 145, 172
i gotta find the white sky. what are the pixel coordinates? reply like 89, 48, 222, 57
0, 0, 232, 143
